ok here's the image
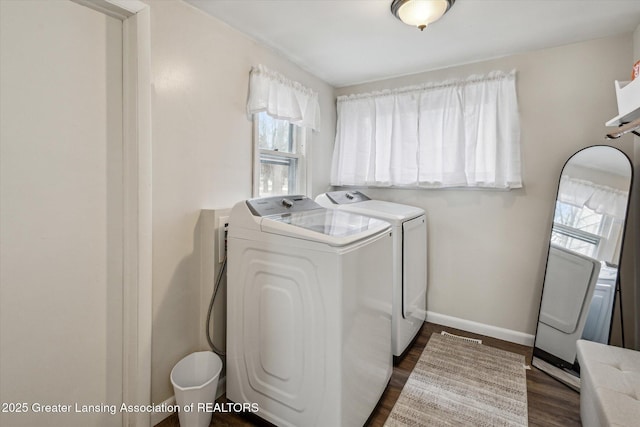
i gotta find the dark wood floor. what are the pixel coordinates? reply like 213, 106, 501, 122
156, 322, 581, 426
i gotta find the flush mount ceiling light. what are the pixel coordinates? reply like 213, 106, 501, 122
391, 0, 456, 31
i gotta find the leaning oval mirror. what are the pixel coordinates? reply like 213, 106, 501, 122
533, 145, 633, 388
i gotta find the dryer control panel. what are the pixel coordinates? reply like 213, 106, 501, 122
246, 195, 322, 217
326, 190, 371, 205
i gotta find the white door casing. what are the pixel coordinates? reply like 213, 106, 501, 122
74, 1, 153, 426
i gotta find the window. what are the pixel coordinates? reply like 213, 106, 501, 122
330, 70, 521, 189
551, 201, 613, 259
246, 65, 319, 197
253, 112, 308, 197
553, 175, 629, 263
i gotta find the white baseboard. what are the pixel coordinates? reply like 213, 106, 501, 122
426, 311, 535, 347
150, 395, 176, 427
151, 376, 226, 426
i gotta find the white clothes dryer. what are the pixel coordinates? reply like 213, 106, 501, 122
535, 245, 601, 368
316, 191, 427, 357
227, 195, 393, 427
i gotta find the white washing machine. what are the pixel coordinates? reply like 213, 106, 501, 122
227, 195, 393, 427
316, 191, 427, 357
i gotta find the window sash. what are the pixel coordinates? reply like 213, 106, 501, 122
257, 112, 295, 153
552, 223, 601, 246
260, 148, 301, 161
551, 200, 623, 262
253, 114, 309, 198
258, 154, 298, 196
551, 224, 601, 259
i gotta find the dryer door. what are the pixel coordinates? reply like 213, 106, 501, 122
536, 245, 601, 364
402, 215, 427, 319
539, 246, 600, 334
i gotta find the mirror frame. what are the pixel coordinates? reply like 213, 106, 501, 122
532, 144, 634, 383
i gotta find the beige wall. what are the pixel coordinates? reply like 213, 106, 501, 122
146, 0, 335, 404
335, 35, 636, 340
1, 1, 124, 426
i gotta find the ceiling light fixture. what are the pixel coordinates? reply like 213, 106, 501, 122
391, 0, 455, 31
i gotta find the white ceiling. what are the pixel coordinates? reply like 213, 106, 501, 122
185, 0, 640, 87
571, 146, 632, 177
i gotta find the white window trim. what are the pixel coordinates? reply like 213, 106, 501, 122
298, 126, 311, 196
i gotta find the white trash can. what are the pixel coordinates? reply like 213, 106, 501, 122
170, 351, 223, 427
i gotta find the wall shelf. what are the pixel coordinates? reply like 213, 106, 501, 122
606, 108, 640, 127
606, 79, 640, 127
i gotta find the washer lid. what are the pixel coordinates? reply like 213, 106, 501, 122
261, 208, 391, 247
338, 200, 424, 225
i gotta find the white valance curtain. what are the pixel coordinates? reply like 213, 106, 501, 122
247, 64, 321, 131
558, 176, 629, 220
331, 70, 521, 189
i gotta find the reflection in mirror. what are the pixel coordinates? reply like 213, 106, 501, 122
533, 145, 633, 389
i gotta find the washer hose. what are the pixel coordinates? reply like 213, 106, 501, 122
206, 255, 226, 356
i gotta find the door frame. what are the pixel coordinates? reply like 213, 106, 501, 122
72, 1, 152, 426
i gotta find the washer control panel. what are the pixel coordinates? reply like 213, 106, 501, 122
326, 190, 371, 205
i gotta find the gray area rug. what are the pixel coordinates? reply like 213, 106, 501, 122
385, 333, 528, 426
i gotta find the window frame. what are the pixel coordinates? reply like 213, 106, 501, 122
550, 200, 622, 261
252, 112, 310, 198
551, 223, 602, 258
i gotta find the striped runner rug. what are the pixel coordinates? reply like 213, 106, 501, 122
385, 332, 528, 426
